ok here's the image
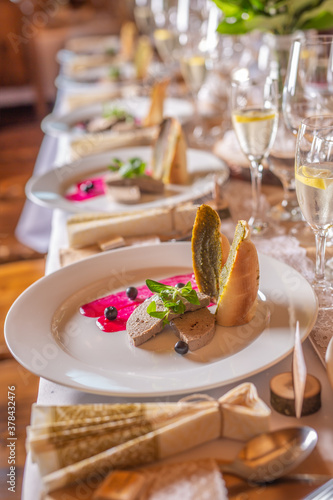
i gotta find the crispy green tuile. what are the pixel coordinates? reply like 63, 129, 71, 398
191, 205, 222, 300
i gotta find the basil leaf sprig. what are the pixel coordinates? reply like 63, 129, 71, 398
108, 157, 123, 171
102, 106, 134, 122
146, 280, 200, 325
107, 157, 146, 178
109, 66, 121, 79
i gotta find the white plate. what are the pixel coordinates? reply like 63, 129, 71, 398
55, 61, 164, 90
25, 146, 228, 214
5, 242, 318, 397
41, 97, 194, 137
58, 35, 120, 60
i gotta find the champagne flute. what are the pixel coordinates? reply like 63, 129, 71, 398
295, 115, 333, 309
231, 76, 279, 234
283, 35, 333, 136
180, 47, 209, 142
281, 35, 333, 228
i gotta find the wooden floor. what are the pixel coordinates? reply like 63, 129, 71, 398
0, 106, 46, 499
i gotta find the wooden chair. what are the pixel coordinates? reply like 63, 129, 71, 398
0, 258, 45, 359
0, 258, 44, 499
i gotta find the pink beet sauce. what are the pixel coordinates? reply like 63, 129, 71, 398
80, 273, 198, 333
65, 166, 153, 203
65, 176, 106, 202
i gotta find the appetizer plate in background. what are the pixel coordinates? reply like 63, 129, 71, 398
55, 60, 164, 91
5, 242, 318, 397
25, 146, 228, 213
41, 97, 194, 137
57, 35, 120, 60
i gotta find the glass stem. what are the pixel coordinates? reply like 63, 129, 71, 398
314, 230, 327, 283
281, 181, 295, 205
249, 159, 263, 223
191, 92, 204, 140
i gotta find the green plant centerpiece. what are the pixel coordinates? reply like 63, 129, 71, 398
211, 0, 333, 36
212, 0, 333, 93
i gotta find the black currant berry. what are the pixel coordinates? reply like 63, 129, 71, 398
126, 286, 138, 300
174, 341, 189, 355
104, 306, 118, 320
80, 181, 94, 192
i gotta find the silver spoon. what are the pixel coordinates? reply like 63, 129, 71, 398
219, 426, 318, 483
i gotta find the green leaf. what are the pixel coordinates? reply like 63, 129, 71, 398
245, 12, 291, 33
181, 289, 201, 305
296, 0, 333, 29
102, 106, 132, 120
146, 279, 171, 294
217, 19, 249, 34
213, 0, 333, 34
300, 11, 333, 29
105, 47, 116, 56
288, 0, 323, 16
146, 299, 169, 324
146, 279, 199, 319
107, 157, 123, 171
171, 300, 186, 315
249, 0, 267, 12
147, 300, 167, 317
180, 282, 201, 305
119, 158, 146, 179
109, 66, 121, 79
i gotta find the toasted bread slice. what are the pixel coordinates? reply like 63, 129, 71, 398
216, 220, 259, 326
143, 79, 170, 127
134, 36, 153, 79
120, 21, 137, 61
152, 117, 188, 184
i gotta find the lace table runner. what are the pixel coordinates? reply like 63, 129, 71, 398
220, 180, 333, 366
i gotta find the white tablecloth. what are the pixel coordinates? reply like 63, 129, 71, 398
20, 207, 333, 500
18, 72, 333, 500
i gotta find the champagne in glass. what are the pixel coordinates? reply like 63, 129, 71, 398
180, 54, 207, 93
295, 115, 333, 309
179, 49, 210, 143
232, 108, 278, 158
153, 29, 180, 64
231, 76, 279, 234
134, 6, 155, 35
278, 36, 333, 230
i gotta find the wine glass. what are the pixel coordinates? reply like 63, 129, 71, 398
295, 115, 333, 309
133, 0, 156, 36
267, 122, 301, 221
283, 35, 333, 135
230, 75, 279, 234
282, 34, 333, 241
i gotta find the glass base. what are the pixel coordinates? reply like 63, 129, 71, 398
269, 202, 303, 222
249, 217, 269, 236
312, 281, 333, 310
326, 257, 333, 281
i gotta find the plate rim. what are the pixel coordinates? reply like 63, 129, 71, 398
25, 146, 229, 214
5, 242, 319, 397
41, 96, 194, 137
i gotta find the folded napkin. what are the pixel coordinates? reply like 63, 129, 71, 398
92, 459, 228, 500
66, 203, 198, 249
65, 35, 119, 55
64, 89, 122, 111
65, 54, 120, 77
26, 383, 270, 492
70, 126, 157, 159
